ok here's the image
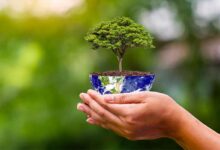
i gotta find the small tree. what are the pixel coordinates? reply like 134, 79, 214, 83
85, 17, 154, 72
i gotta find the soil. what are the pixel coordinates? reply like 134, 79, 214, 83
90, 71, 153, 76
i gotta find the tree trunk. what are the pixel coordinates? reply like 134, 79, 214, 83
118, 57, 123, 72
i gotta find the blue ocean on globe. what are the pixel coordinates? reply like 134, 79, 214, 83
90, 74, 155, 94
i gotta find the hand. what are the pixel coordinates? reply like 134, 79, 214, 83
77, 90, 182, 140
77, 90, 220, 150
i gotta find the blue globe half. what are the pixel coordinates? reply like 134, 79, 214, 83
90, 74, 155, 95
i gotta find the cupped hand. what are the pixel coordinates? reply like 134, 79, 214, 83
77, 90, 182, 140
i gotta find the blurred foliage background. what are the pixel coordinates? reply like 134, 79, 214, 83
0, 0, 220, 149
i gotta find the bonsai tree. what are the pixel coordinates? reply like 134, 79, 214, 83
85, 16, 154, 72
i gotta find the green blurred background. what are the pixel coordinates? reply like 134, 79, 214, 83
0, 0, 220, 149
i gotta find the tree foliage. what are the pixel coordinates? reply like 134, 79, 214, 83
85, 17, 154, 71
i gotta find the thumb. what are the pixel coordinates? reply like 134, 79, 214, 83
104, 92, 146, 104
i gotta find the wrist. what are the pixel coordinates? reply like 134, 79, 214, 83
168, 106, 193, 143
165, 105, 220, 150
151, 94, 194, 141
163, 101, 191, 140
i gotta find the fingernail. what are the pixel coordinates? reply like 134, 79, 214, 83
79, 93, 86, 99
87, 89, 98, 95
87, 89, 93, 93
86, 118, 95, 124
77, 103, 84, 111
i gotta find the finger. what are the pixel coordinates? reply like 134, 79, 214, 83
87, 89, 118, 115
87, 90, 124, 115
103, 91, 147, 104
77, 103, 91, 115
87, 117, 111, 130
87, 90, 140, 116
80, 93, 122, 127
87, 117, 126, 137
105, 103, 139, 116
87, 89, 106, 106
86, 117, 97, 125
86, 117, 107, 128
77, 103, 104, 123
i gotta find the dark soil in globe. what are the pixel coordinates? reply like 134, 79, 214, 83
90, 71, 152, 76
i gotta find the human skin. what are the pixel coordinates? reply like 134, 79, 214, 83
77, 89, 220, 150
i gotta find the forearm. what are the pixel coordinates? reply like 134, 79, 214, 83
171, 107, 220, 150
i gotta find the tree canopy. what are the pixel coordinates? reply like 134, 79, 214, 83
85, 16, 154, 71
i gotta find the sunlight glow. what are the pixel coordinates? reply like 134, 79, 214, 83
0, 0, 84, 17
139, 6, 184, 41
195, 0, 220, 21
0, 42, 42, 88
